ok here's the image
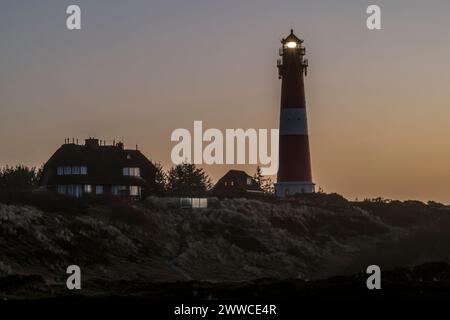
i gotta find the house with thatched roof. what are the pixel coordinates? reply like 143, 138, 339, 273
40, 138, 158, 199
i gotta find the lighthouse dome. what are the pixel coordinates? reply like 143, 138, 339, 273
282, 29, 303, 45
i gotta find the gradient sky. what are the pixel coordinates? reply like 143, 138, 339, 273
1, 0, 450, 203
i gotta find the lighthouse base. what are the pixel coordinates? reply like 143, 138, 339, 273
275, 181, 315, 198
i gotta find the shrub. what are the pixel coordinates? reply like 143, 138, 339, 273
109, 204, 151, 227
0, 189, 88, 213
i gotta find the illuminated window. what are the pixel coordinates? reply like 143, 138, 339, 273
192, 198, 208, 208
132, 168, 140, 177
129, 186, 140, 196
192, 198, 200, 208
123, 167, 140, 177
199, 198, 208, 208
84, 185, 92, 193
180, 198, 208, 209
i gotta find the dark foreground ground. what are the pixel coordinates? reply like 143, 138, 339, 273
2, 194, 450, 311
1, 263, 449, 319
1, 261, 450, 299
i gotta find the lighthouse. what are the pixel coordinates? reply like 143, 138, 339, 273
275, 29, 315, 197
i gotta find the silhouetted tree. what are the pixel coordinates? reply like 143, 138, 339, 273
253, 166, 274, 195
167, 163, 212, 197
0, 165, 40, 190
34, 165, 44, 186
261, 177, 275, 195
153, 162, 168, 194
253, 166, 263, 187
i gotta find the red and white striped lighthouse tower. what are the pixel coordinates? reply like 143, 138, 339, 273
275, 29, 315, 197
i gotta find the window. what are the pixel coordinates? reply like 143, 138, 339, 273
192, 198, 200, 208
112, 185, 127, 196
231, 181, 234, 186
67, 185, 82, 198
123, 167, 140, 177
57, 185, 67, 194
224, 181, 228, 187
84, 185, 92, 194
95, 185, 104, 195
199, 198, 208, 208
72, 166, 80, 175
247, 178, 252, 185
57, 166, 87, 175
58, 185, 83, 197
180, 198, 192, 208
192, 198, 208, 208
181, 198, 208, 209
129, 186, 140, 196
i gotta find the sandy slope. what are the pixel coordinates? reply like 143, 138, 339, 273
1, 196, 450, 298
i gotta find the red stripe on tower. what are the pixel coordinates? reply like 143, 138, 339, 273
275, 29, 315, 197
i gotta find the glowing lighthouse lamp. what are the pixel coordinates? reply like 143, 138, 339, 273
285, 41, 298, 49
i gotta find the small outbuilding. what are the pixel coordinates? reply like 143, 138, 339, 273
211, 170, 263, 198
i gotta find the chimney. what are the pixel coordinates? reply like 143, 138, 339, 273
85, 138, 99, 149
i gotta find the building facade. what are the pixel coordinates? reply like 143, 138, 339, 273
40, 138, 158, 199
